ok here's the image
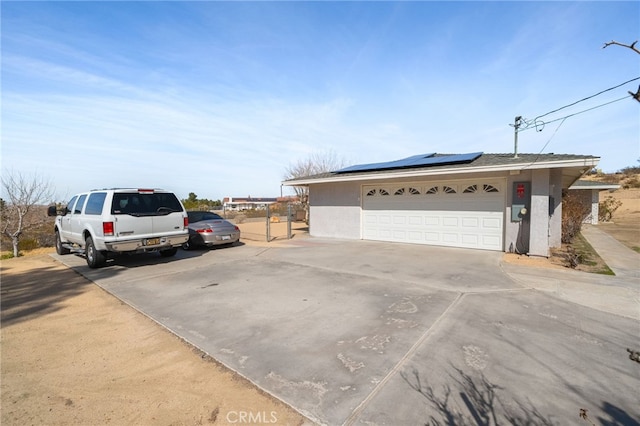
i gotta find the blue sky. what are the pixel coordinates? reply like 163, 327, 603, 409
2, 1, 639, 202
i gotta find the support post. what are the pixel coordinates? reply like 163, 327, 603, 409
266, 204, 271, 242
287, 204, 292, 239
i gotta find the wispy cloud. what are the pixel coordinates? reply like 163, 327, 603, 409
2, 1, 638, 200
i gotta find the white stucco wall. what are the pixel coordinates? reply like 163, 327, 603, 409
548, 169, 563, 248
307, 168, 566, 255
503, 169, 563, 255
308, 181, 362, 239
529, 169, 551, 257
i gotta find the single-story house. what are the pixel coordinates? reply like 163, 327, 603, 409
568, 180, 621, 225
223, 196, 278, 211
282, 152, 600, 257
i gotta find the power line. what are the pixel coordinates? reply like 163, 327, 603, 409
518, 95, 629, 132
520, 117, 568, 170
534, 76, 640, 121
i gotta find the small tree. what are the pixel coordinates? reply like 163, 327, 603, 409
1, 171, 54, 257
283, 150, 348, 223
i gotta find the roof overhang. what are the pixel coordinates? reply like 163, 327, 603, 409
283, 157, 599, 188
569, 180, 620, 190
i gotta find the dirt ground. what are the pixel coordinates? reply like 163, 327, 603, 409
1, 223, 310, 426
1, 193, 637, 426
596, 188, 640, 252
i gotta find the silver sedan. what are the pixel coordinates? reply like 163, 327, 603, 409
183, 211, 240, 250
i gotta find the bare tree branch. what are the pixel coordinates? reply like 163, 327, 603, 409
1, 170, 54, 257
283, 149, 348, 224
628, 85, 640, 103
602, 40, 640, 55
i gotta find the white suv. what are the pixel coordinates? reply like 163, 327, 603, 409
48, 188, 189, 268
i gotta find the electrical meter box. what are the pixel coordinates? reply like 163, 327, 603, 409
511, 181, 531, 222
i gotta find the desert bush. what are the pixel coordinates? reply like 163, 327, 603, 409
600, 173, 622, 184
622, 176, 640, 189
18, 238, 39, 251
618, 166, 640, 175
599, 196, 623, 222
1, 214, 55, 253
562, 192, 591, 244
563, 246, 582, 268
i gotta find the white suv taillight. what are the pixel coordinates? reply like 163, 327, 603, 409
103, 222, 114, 236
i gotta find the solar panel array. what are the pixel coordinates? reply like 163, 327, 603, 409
334, 152, 483, 174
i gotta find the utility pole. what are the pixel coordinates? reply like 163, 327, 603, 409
513, 116, 522, 158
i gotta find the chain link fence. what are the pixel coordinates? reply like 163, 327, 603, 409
222, 203, 308, 242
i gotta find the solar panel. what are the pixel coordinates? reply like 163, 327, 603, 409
334, 152, 483, 173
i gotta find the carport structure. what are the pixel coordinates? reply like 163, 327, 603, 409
283, 152, 600, 257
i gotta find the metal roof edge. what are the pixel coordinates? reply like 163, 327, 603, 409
282, 157, 600, 186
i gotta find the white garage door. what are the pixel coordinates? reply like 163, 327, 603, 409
362, 180, 504, 251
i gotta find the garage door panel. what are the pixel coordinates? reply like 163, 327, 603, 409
362, 180, 504, 251
462, 234, 479, 245
407, 231, 423, 241
462, 217, 479, 228
408, 216, 422, 225
483, 235, 501, 247
378, 215, 391, 225
443, 233, 458, 243
393, 216, 406, 225
425, 232, 439, 242
443, 217, 458, 227
483, 217, 501, 229
425, 216, 439, 226
393, 230, 407, 239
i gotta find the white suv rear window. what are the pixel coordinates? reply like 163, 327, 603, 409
111, 192, 184, 216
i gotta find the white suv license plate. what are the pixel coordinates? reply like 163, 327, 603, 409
144, 238, 161, 246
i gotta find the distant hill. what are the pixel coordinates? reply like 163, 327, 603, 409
586, 167, 640, 189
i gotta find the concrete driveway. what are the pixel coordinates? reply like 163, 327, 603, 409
53, 239, 639, 425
